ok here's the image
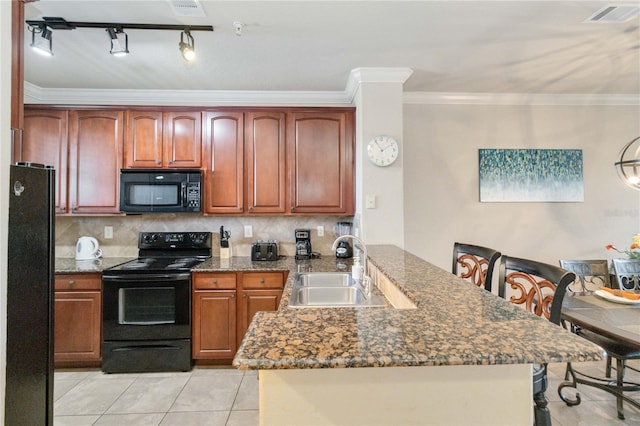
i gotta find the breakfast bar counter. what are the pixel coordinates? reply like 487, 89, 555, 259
232, 245, 603, 425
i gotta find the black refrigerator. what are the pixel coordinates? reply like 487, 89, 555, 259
6, 163, 55, 425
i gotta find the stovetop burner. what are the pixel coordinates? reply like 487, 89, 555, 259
104, 232, 212, 275
109, 257, 206, 273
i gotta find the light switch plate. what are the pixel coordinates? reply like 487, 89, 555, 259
365, 195, 376, 209
317, 225, 324, 237
244, 225, 253, 238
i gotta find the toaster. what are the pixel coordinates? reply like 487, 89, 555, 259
251, 240, 279, 261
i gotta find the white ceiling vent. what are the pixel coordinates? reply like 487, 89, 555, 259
169, 0, 207, 18
586, 4, 640, 23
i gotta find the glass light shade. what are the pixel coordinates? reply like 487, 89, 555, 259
31, 27, 53, 56
107, 28, 129, 56
179, 30, 196, 62
615, 137, 640, 190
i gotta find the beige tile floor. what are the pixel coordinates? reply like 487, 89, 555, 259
54, 361, 640, 425
54, 366, 258, 426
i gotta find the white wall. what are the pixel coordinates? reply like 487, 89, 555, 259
403, 99, 640, 273
354, 82, 405, 245
0, 1, 11, 422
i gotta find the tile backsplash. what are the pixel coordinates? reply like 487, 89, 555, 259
56, 214, 354, 259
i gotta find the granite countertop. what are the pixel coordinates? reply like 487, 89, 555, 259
232, 244, 604, 370
55, 257, 134, 273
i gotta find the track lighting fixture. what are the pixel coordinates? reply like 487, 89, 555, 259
179, 30, 196, 62
25, 17, 213, 60
107, 28, 129, 57
30, 24, 54, 57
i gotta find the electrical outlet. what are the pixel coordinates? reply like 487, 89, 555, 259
104, 226, 113, 239
317, 225, 324, 237
244, 225, 253, 238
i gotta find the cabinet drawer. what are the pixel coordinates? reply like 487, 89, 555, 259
193, 273, 237, 290
243, 272, 284, 289
55, 274, 101, 291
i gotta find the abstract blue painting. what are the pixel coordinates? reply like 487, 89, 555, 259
479, 149, 584, 202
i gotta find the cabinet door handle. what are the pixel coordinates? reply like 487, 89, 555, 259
237, 206, 242, 211
260, 278, 265, 283
248, 205, 253, 211
291, 206, 295, 211
243, 294, 246, 299
212, 279, 218, 284
231, 294, 236, 299
68, 280, 75, 286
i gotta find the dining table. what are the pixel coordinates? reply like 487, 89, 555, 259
559, 291, 640, 419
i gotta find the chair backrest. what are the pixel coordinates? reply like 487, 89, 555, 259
612, 258, 640, 291
558, 259, 610, 293
452, 242, 501, 291
499, 255, 575, 325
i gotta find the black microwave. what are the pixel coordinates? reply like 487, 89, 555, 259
120, 169, 202, 213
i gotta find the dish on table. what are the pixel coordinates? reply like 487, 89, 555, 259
594, 289, 640, 305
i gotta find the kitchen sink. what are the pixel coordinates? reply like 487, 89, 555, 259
296, 272, 357, 287
289, 272, 386, 308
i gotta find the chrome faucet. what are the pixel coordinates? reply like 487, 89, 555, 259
331, 235, 370, 295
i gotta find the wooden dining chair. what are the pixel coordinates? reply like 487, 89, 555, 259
498, 255, 575, 426
612, 258, 640, 291
452, 242, 500, 291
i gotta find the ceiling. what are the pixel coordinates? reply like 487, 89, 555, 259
23, 1, 640, 96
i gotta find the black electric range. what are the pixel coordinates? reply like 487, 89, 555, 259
101, 231, 211, 374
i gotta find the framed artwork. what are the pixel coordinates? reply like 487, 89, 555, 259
479, 149, 584, 202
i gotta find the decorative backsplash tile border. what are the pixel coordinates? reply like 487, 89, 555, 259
56, 215, 354, 259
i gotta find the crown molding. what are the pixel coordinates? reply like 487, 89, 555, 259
403, 91, 640, 106
23, 81, 354, 106
346, 67, 414, 102
24, 81, 640, 107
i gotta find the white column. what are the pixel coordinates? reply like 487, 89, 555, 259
349, 68, 412, 247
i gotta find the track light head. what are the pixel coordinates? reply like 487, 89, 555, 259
30, 25, 54, 56
107, 27, 129, 57
179, 30, 196, 62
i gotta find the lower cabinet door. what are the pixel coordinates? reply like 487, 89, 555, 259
192, 290, 237, 359
54, 291, 101, 363
239, 289, 282, 344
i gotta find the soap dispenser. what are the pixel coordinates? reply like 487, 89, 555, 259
351, 257, 363, 282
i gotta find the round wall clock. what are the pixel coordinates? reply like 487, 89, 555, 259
367, 135, 399, 167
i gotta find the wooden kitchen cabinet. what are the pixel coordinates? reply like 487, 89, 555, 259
17, 109, 69, 213
244, 111, 286, 213
68, 110, 124, 214
54, 274, 102, 365
124, 110, 201, 168
192, 272, 237, 359
19, 107, 124, 215
238, 272, 285, 345
202, 112, 244, 214
288, 111, 354, 214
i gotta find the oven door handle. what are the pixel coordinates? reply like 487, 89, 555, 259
102, 272, 191, 282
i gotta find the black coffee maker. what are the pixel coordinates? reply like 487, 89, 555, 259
295, 229, 312, 260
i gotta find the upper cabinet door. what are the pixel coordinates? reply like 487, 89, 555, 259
288, 111, 354, 214
163, 111, 202, 168
202, 112, 244, 214
68, 110, 124, 214
245, 112, 286, 214
124, 111, 163, 168
20, 109, 69, 214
